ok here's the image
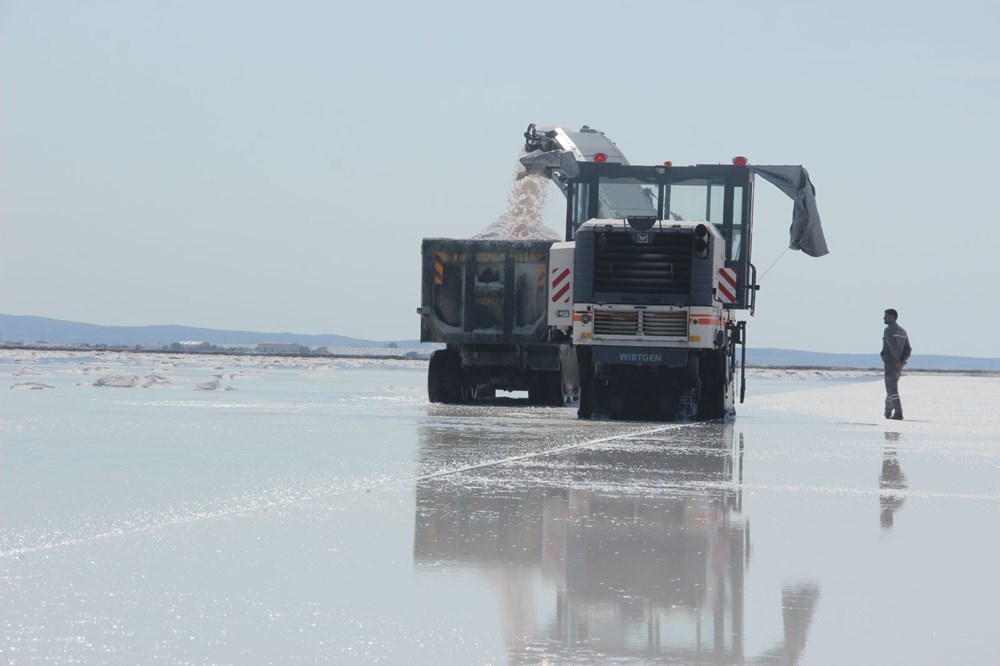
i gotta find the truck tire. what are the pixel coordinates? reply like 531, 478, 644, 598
428, 350, 461, 404
427, 350, 446, 403
527, 373, 545, 405
526, 371, 561, 406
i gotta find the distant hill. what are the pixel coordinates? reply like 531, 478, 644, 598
0, 314, 425, 350
4, 313, 1000, 371
745, 348, 1000, 372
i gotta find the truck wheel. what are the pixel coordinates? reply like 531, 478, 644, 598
528, 372, 563, 406
428, 350, 448, 403
428, 350, 461, 404
549, 372, 566, 406
527, 373, 545, 405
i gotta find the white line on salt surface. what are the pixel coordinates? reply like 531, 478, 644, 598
0, 423, 689, 559
413, 422, 690, 483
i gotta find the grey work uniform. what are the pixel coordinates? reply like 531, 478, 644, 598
881, 322, 912, 417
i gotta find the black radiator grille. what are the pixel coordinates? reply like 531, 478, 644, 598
594, 233, 692, 295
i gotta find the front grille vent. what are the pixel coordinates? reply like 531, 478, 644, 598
594, 309, 688, 338
594, 233, 692, 295
641, 311, 687, 337
594, 310, 638, 336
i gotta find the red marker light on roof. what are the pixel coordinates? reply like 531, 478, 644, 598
593, 152, 607, 163
732, 156, 749, 166
663, 160, 673, 166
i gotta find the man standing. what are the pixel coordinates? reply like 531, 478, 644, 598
881, 309, 912, 420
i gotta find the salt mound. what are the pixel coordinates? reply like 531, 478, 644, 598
196, 379, 221, 391
93, 374, 141, 388
11, 382, 54, 390
142, 373, 173, 388
472, 152, 561, 241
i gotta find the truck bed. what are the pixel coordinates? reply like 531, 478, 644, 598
419, 238, 555, 345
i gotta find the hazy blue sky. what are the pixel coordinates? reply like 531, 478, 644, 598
2, 1, 998, 356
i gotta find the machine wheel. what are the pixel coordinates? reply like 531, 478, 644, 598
675, 387, 699, 422
697, 352, 726, 420
576, 349, 594, 418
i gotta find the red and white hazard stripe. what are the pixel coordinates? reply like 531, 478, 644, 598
551, 267, 571, 303
717, 267, 737, 304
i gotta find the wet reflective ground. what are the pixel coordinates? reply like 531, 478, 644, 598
3, 351, 1000, 664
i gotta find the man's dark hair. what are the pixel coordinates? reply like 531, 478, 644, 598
885, 308, 898, 318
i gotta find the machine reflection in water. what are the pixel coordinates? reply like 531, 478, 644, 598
413, 423, 820, 664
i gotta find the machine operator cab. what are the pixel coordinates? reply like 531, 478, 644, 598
565, 161, 757, 311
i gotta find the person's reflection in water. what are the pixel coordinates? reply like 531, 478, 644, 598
880, 432, 908, 530
750, 582, 822, 665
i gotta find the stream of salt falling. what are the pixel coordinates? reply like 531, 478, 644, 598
471, 151, 562, 241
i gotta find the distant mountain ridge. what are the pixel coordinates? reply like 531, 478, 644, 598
3, 313, 999, 370
746, 348, 1000, 372
0, 314, 423, 349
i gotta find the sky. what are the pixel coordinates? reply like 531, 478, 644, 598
2, 1, 998, 356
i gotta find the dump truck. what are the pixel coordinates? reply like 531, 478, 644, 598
418, 238, 577, 405
418, 126, 636, 407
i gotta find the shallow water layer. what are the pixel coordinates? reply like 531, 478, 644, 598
2, 351, 999, 664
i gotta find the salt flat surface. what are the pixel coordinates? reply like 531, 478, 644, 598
2, 350, 999, 664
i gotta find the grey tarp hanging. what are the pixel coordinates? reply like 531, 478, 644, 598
751, 165, 829, 258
